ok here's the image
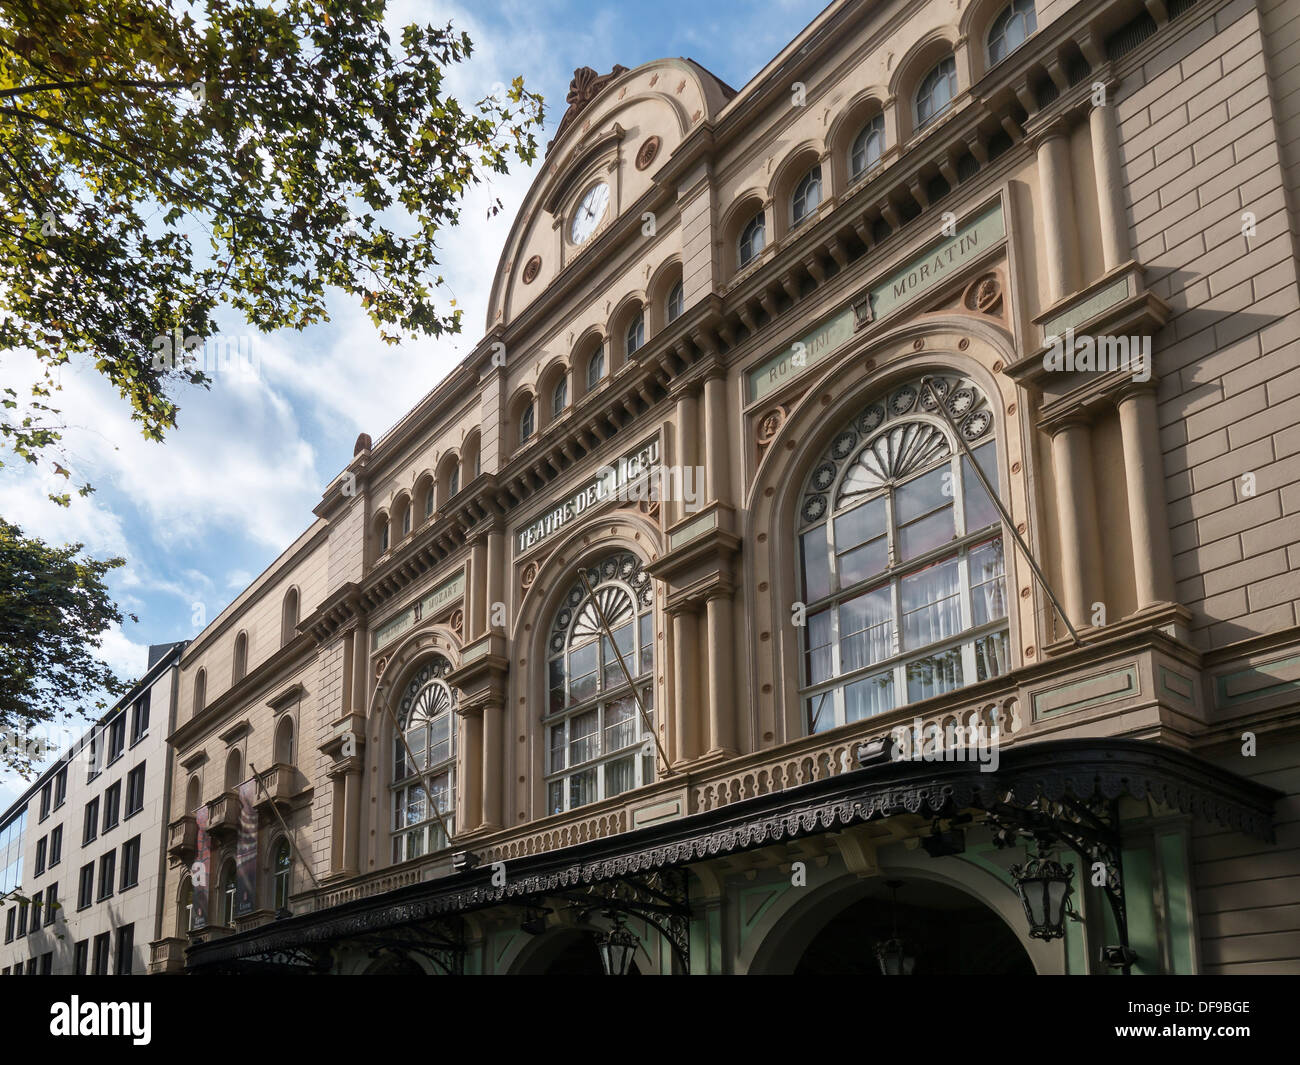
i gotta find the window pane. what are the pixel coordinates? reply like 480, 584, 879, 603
638, 613, 653, 675
845, 672, 895, 723
839, 586, 894, 672
901, 557, 962, 650
963, 445, 1001, 532
428, 717, 450, 766
549, 724, 566, 773
548, 780, 564, 816
906, 647, 964, 702
605, 756, 636, 798
569, 711, 599, 765
834, 496, 886, 550
895, 466, 949, 525
898, 505, 955, 560
549, 659, 566, 713
801, 528, 832, 602
807, 691, 835, 734
970, 539, 1008, 626
838, 537, 889, 587
568, 769, 598, 811
570, 641, 598, 702
604, 698, 637, 753
806, 609, 834, 685
975, 630, 1011, 681
602, 623, 634, 687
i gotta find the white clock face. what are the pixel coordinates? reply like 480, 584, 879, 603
570, 182, 610, 245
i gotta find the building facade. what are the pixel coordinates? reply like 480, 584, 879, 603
152, 0, 1298, 975
1, 642, 185, 975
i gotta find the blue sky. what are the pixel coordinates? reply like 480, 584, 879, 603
0, 0, 829, 806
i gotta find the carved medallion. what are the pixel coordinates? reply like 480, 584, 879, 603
757, 405, 786, 445
964, 273, 1002, 315
522, 255, 542, 284
521, 561, 537, 591
635, 135, 661, 171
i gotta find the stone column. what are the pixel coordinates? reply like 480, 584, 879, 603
671, 608, 700, 763
458, 707, 483, 833
1116, 384, 1176, 608
342, 768, 362, 875
480, 699, 503, 830
1048, 418, 1106, 630
703, 371, 730, 507
675, 387, 699, 525
1035, 123, 1080, 303
1089, 95, 1132, 272
486, 528, 505, 631
705, 590, 735, 755
470, 538, 488, 638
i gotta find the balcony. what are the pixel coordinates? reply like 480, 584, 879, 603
254, 763, 301, 816
205, 791, 242, 841
167, 815, 197, 865
148, 937, 188, 975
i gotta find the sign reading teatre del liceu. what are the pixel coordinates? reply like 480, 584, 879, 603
746, 200, 1005, 403
517, 436, 660, 554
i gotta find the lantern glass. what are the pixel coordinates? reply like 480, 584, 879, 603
597, 922, 640, 975
1011, 855, 1074, 940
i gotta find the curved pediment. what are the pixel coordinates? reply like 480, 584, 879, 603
486, 58, 734, 332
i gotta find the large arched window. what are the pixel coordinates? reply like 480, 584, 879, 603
274, 715, 294, 766
519, 398, 535, 444
179, 877, 194, 935
850, 114, 886, 181
272, 839, 291, 912
738, 210, 766, 268
281, 588, 299, 648
552, 374, 568, 417
218, 860, 236, 926
392, 657, 457, 863
666, 280, 684, 324
546, 553, 656, 815
916, 55, 958, 128
797, 374, 1009, 734
232, 631, 248, 683
586, 345, 605, 392
791, 166, 823, 227
192, 669, 206, 717
224, 748, 242, 791
624, 310, 645, 358
988, 0, 1036, 65
185, 775, 201, 813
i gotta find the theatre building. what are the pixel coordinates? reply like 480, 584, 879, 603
151, 0, 1300, 975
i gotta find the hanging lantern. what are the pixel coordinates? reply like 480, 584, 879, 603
872, 880, 916, 975
1010, 853, 1074, 940
596, 914, 640, 976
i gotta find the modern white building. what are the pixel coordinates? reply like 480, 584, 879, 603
0, 642, 185, 975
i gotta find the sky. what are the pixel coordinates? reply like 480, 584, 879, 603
0, 0, 830, 808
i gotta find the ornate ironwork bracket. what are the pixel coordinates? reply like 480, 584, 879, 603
351, 917, 466, 975
984, 795, 1134, 974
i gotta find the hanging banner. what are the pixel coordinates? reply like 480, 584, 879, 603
191, 806, 210, 929
236, 779, 258, 916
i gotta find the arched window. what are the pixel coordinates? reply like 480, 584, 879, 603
232, 632, 248, 683
519, 398, 535, 444
916, 55, 959, 128
281, 588, 299, 648
272, 839, 292, 912
274, 715, 294, 766
546, 553, 656, 815
624, 311, 645, 357
552, 374, 568, 417
193, 669, 206, 717
791, 166, 823, 226
219, 860, 236, 926
185, 775, 201, 813
850, 114, 886, 181
796, 374, 1008, 734
424, 484, 435, 519
738, 210, 766, 267
586, 346, 605, 391
392, 657, 457, 863
988, 0, 1037, 65
666, 281, 684, 324
224, 748, 242, 792
401, 503, 412, 536
447, 461, 460, 499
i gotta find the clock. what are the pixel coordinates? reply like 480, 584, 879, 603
570, 182, 610, 244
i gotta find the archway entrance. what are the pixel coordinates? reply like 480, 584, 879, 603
793, 877, 1034, 975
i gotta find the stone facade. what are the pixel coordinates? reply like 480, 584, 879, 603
148, 0, 1299, 975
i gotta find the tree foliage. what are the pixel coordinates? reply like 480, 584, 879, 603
0, 0, 544, 485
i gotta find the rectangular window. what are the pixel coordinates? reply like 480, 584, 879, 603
39, 783, 51, 821
120, 835, 140, 891
48, 824, 62, 868
15, 899, 27, 938
73, 939, 88, 975
834, 496, 888, 588
115, 924, 134, 975
805, 609, 834, 686
4, 906, 14, 943
43, 883, 56, 926
87, 731, 102, 781
77, 863, 94, 910
97, 851, 115, 900
29, 889, 40, 929
895, 466, 956, 562
34, 836, 46, 876
900, 556, 962, 651
53, 767, 67, 808
25, 958, 36, 975
82, 797, 99, 845
103, 781, 121, 832
39, 951, 52, 975
91, 932, 110, 976
130, 692, 151, 745
126, 763, 146, 817
107, 714, 126, 764
839, 585, 895, 672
